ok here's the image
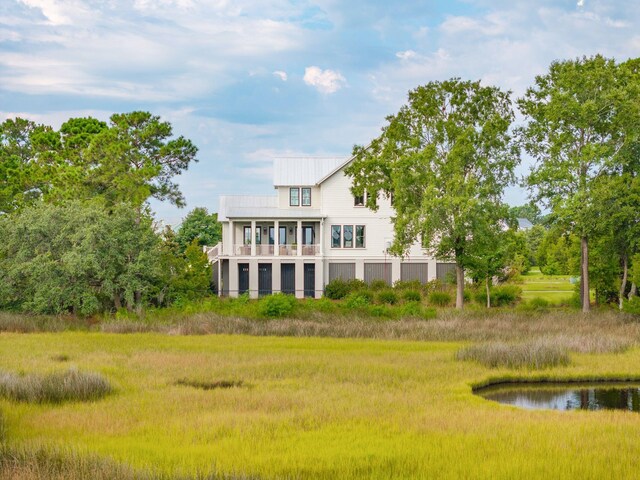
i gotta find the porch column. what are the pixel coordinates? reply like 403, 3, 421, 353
274, 220, 279, 257
297, 220, 302, 256
250, 220, 256, 256
319, 219, 324, 256
228, 220, 234, 255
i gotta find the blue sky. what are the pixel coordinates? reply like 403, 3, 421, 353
1, 0, 639, 225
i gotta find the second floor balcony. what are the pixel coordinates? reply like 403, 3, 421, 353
225, 219, 324, 257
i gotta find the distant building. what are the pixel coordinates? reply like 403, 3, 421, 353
517, 218, 534, 231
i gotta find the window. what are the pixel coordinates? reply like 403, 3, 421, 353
355, 225, 365, 248
289, 187, 300, 206
269, 226, 275, 245
302, 226, 314, 245
302, 188, 311, 206
354, 194, 364, 206
343, 225, 353, 248
255, 226, 261, 245
243, 226, 252, 245
331, 225, 341, 248
279, 226, 287, 245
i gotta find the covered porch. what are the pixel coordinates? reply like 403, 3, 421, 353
229, 219, 324, 257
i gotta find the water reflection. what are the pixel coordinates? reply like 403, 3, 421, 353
476, 383, 640, 412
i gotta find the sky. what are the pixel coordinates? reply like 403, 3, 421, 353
1, 0, 639, 226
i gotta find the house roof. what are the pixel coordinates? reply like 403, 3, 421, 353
273, 157, 348, 186
517, 218, 534, 230
219, 195, 324, 220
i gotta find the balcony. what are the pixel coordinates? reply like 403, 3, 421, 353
234, 244, 319, 256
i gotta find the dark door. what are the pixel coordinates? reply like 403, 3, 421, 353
238, 263, 249, 295
281, 264, 295, 295
258, 263, 272, 296
304, 263, 315, 298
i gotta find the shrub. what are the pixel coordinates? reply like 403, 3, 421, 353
346, 279, 367, 292
393, 279, 422, 291
257, 293, 296, 318
368, 305, 392, 317
314, 297, 338, 313
422, 307, 437, 320
344, 291, 374, 309
475, 285, 522, 307
493, 285, 522, 306
456, 340, 570, 369
0, 369, 112, 403
324, 279, 350, 300
428, 291, 452, 307
377, 290, 399, 305
401, 290, 422, 302
369, 279, 389, 291
528, 297, 550, 309
623, 297, 640, 316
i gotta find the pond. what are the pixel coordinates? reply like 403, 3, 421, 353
476, 382, 640, 412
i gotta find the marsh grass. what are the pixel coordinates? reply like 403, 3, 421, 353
50, 354, 70, 362
0, 445, 256, 480
0, 369, 111, 404
175, 379, 244, 390
456, 340, 571, 369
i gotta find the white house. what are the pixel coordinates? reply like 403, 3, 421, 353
207, 157, 455, 298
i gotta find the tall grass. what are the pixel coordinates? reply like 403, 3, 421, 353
0, 369, 111, 404
456, 340, 571, 369
0, 445, 256, 480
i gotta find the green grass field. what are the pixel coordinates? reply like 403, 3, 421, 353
3, 327, 640, 479
519, 267, 576, 304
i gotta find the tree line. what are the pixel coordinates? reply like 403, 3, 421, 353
347, 55, 640, 312
0, 112, 221, 315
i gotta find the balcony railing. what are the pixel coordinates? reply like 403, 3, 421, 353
233, 244, 319, 256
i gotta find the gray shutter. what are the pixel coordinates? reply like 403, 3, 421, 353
364, 263, 392, 285
436, 263, 456, 282
400, 263, 428, 284
328, 263, 356, 281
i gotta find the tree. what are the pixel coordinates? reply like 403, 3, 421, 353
175, 207, 222, 252
82, 111, 198, 209
346, 79, 519, 308
518, 55, 640, 312
0, 118, 57, 213
0, 201, 165, 315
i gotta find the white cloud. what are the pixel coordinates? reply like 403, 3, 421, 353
17, 0, 89, 26
577, 0, 585, 7
395, 50, 416, 60
273, 70, 288, 81
303, 66, 346, 94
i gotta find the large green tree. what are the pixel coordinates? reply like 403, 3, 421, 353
346, 79, 519, 308
0, 201, 164, 315
176, 207, 222, 252
518, 55, 640, 312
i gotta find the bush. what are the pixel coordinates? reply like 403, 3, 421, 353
377, 290, 399, 305
369, 279, 389, 291
368, 305, 392, 317
0, 369, 111, 403
313, 297, 338, 313
393, 279, 422, 291
529, 297, 550, 309
475, 285, 522, 307
399, 301, 436, 320
346, 279, 367, 292
456, 340, 570, 369
623, 297, 640, 316
344, 291, 374, 309
257, 293, 296, 318
401, 290, 422, 302
324, 279, 350, 300
428, 291, 452, 307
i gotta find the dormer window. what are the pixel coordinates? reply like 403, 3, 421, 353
289, 187, 300, 206
302, 187, 311, 206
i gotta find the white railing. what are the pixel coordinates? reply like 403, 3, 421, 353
233, 244, 319, 256
203, 243, 221, 262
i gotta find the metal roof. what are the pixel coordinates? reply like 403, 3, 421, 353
517, 218, 534, 230
273, 157, 348, 186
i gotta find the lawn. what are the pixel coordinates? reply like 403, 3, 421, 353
3, 328, 640, 479
519, 267, 576, 304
